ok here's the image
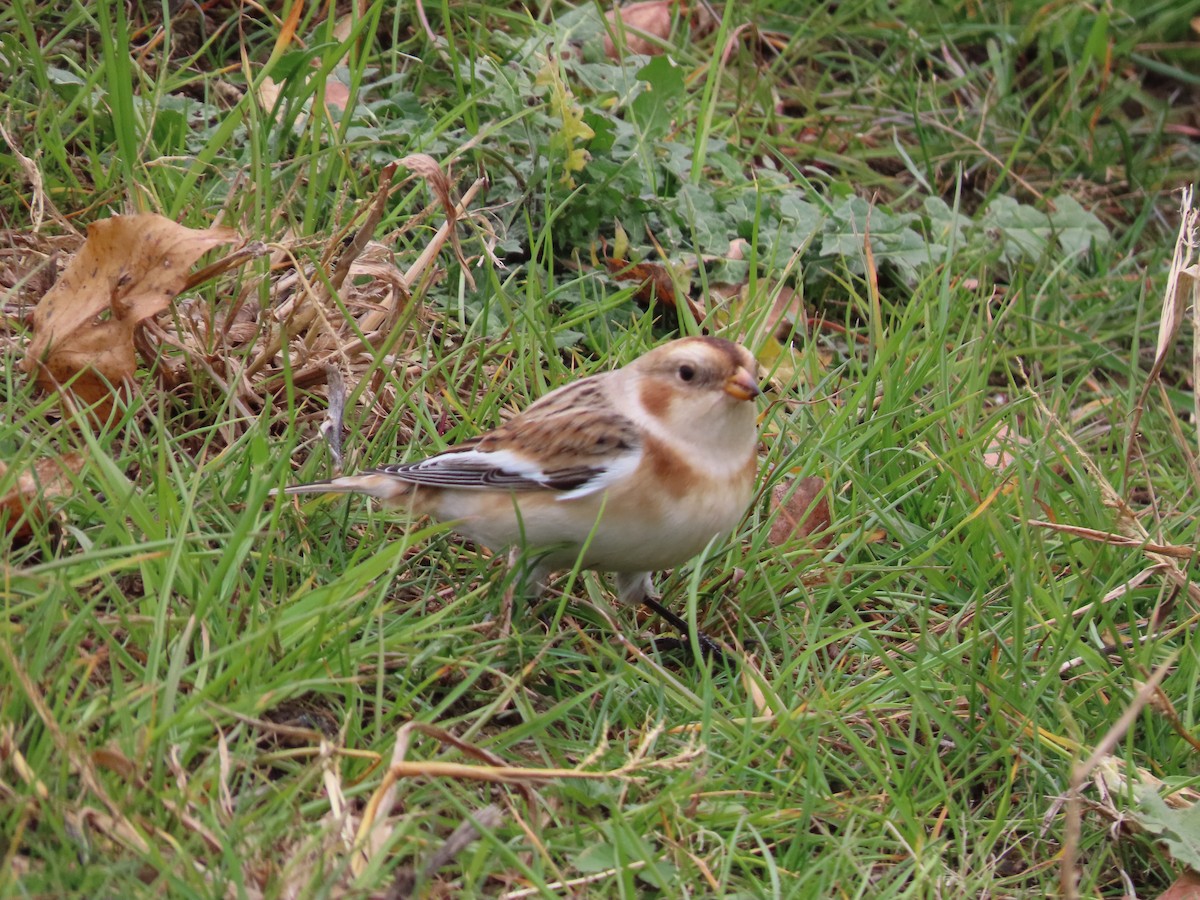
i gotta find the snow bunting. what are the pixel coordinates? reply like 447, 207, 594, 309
276, 336, 761, 642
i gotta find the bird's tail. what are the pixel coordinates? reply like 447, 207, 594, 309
270, 473, 413, 503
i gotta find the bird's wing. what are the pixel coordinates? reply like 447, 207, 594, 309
369, 379, 643, 499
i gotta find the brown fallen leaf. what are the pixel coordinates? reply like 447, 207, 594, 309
22, 214, 235, 409
765, 285, 805, 342
255, 76, 286, 117
0, 453, 86, 540
323, 78, 352, 113
753, 333, 833, 393
605, 1, 678, 57
599, 225, 707, 321
1159, 867, 1200, 900
768, 476, 831, 549
711, 281, 806, 345
91, 746, 140, 780
257, 66, 355, 119
981, 423, 1032, 499
603, 256, 678, 306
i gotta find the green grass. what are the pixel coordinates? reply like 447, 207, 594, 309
3, 0, 1200, 896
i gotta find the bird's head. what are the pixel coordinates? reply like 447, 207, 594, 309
622, 336, 761, 456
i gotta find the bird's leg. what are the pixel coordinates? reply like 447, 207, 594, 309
507, 551, 576, 633
614, 572, 729, 661
506, 550, 551, 612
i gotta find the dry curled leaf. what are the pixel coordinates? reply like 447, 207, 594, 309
91, 746, 139, 780
255, 76, 285, 117
712, 281, 805, 345
605, 1, 678, 57
981, 423, 1028, 472
21, 214, 235, 409
399, 153, 453, 213
323, 78, 352, 113
0, 453, 85, 540
765, 285, 804, 342
603, 256, 678, 305
1159, 868, 1200, 900
256, 68, 354, 120
768, 476, 831, 549
398, 153, 475, 289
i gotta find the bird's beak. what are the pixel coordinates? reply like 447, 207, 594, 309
723, 367, 761, 401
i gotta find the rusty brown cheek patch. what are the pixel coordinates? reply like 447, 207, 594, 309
638, 378, 674, 419
642, 434, 699, 498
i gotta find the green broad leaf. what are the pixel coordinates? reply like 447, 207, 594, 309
1135, 785, 1200, 872
981, 195, 1055, 263
1047, 195, 1110, 257
922, 197, 972, 247
149, 104, 191, 156
583, 110, 617, 154
981, 195, 1110, 265
550, 2, 609, 49
573, 842, 619, 873
630, 56, 685, 142
673, 183, 723, 252
776, 192, 826, 249
573, 836, 675, 889
820, 197, 929, 284
47, 65, 88, 101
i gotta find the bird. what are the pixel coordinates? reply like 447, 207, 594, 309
274, 336, 762, 650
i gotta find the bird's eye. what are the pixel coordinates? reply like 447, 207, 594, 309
678, 364, 696, 383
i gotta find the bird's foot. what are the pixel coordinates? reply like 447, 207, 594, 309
638, 594, 737, 667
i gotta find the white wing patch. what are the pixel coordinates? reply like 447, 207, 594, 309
370, 443, 643, 500
372, 448, 544, 489
555, 446, 641, 501
417, 448, 551, 487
